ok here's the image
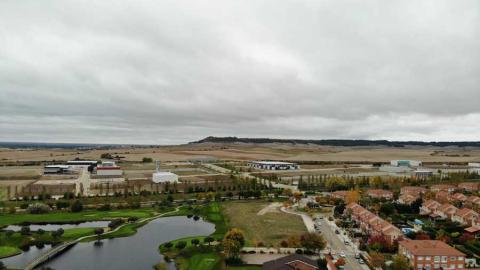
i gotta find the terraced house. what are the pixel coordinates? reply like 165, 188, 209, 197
346, 203, 403, 244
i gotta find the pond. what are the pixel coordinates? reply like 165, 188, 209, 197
3, 221, 111, 231
2, 216, 215, 270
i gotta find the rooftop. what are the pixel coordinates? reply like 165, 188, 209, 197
399, 240, 464, 256
250, 161, 297, 165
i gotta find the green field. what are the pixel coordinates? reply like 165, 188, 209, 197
0, 246, 21, 258
222, 201, 307, 246
0, 208, 156, 226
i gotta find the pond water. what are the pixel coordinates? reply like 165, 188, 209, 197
2, 216, 215, 270
3, 221, 111, 231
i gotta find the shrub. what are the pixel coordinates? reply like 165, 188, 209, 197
175, 241, 187, 250
97, 204, 111, 211
191, 239, 200, 246
163, 242, 173, 249
27, 203, 51, 214
295, 249, 303, 254
108, 219, 124, 229
20, 226, 31, 235
71, 200, 83, 212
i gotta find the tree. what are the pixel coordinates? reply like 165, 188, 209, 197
379, 203, 395, 216
299, 233, 326, 253
51, 228, 64, 239
390, 255, 411, 270
142, 157, 153, 163
175, 241, 187, 250
191, 238, 200, 246
27, 203, 51, 214
223, 228, 245, 259
163, 242, 173, 249
345, 189, 360, 204
369, 251, 385, 269
70, 200, 83, 212
204, 236, 214, 246
94, 228, 104, 242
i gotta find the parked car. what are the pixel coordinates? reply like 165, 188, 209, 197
340, 251, 346, 257
354, 254, 360, 259
335, 229, 340, 234
344, 240, 350, 245
359, 259, 365, 264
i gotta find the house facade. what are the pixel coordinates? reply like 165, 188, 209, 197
399, 240, 465, 270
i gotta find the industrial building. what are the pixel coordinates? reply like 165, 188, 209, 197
43, 165, 72, 174
96, 161, 123, 176
66, 160, 99, 172
248, 161, 299, 170
390, 160, 422, 167
152, 161, 179, 183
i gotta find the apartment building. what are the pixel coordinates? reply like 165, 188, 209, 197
399, 240, 465, 270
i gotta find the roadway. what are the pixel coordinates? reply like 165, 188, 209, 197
318, 216, 369, 270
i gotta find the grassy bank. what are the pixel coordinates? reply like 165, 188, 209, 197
0, 246, 21, 258
0, 208, 156, 226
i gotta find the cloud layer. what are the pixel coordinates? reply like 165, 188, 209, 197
1, 0, 479, 144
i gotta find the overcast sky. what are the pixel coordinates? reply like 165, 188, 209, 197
0, 0, 479, 145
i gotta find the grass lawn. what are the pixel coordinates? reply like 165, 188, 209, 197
0, 246, 21, 258
0, 208, 156, 226
183, 253, 221, 270
222, 200, 307, 246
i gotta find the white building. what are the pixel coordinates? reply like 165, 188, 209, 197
96, 161, 123, 176
66, 160, 99, 171
468, 163, 480, 168
248, 161, 299, 170
390, 160, 422, 167
43, 165, 72, 174
152, 161, 179, 183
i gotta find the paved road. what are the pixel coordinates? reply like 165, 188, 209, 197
319, 217, 369, 270
76, 168, 90, 196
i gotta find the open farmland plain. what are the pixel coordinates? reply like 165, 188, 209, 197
2, 143, 480, 164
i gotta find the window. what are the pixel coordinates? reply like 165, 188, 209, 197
434, 256, 440, 262
418, 256, 424, 260
426, 256, 431, 261
442, 256, 448, 262
458, 264, 464, 268
450, 256, 456, 261
417, 264, 423, 269
458, 257, 464, 261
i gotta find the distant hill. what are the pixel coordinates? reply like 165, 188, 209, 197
191, 136, 480, 148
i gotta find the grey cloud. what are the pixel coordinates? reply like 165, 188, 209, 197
0, 0, 479, 144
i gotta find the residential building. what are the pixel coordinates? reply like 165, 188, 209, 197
452, 208, 479, 226
414, 170, 433, 179
420, 200, 442, 215
331, 191, 348, 201
398, 193, 420, 205
467, 196, 480, 207
451, 193, 468, 203
434, 204, 458, 220
399, 240, 465, 270
262, 254, 318, 270
401, 186, 427, 195
458, 182, 480, 192
366, 189, 394, 200
346, 203, 402, 244
435, 191, 450, 203
431, 184, 457, 193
